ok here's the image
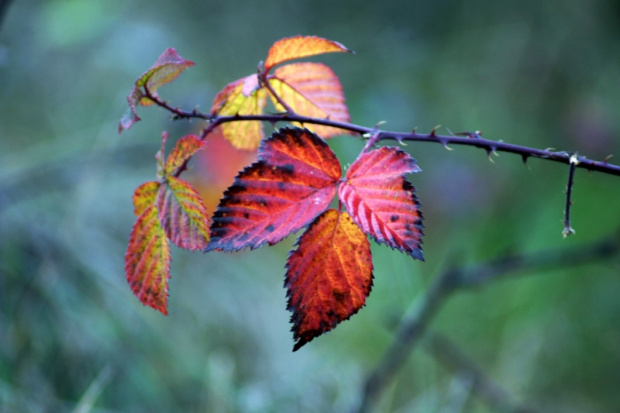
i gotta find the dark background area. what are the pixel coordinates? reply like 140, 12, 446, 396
1, 0, 619, 412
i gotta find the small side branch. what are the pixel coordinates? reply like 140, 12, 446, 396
563, 154, 578, 238
143, 85, 211, 121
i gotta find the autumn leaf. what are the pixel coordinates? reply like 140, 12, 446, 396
119, 48, 194, 133
133, 181, 160, 216
164, 134, 205, 176
206, 127, 341, 252
157, 176, 210, 251
285, 209, 373, 351
125, 204, 171, 315
339, 147, 424, 260
211, 36, 353, 149
264, 35, 352, 72
269, 62, 350, 138
210, 75, 268, 150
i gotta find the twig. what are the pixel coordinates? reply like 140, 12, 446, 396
425, 332, 539, 413
354, 233, 620, 413
562, 154, 578, 238
143, 98, 620, 177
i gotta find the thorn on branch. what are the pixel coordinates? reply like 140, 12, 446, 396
430, 125, 442, 137
439, 139, 453, 151
562, 153, 579, 238
486, 148, 495, 163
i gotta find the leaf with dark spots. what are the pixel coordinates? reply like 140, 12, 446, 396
338, 146, 424, 260
206, 128, 341, 252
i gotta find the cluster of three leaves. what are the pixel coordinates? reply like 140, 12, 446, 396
126, 134, 210, 315
207, 127, 424, 350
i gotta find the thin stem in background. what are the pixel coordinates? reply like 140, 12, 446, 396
354, 233, 620, 413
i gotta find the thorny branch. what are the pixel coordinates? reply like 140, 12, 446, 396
143, 92, 620, 177
354, 232, 620, 413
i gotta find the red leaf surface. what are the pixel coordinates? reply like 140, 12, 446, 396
164, 134, 205, 176
206, 127, 341, 251
157, 177, 210, 251
286, 209, 373, 351
269, 62, 351, 138
264, 35, 352, 72
338, 147, 424, 260
210, 75, 267, 149
125, 204, 171, 315
119, 48, 194, 133
133, 181, 159, 216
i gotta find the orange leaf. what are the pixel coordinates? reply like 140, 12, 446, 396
210, 75, 267, 149
206, 127, 340, 252
285, 209, 373, 351
164, 134, 205, 176
264, 35, 352, 72
119, 49, 194, 133
157, 177, 210, 251
132, 181, 160, 216
269, 62, 351, 138
125, 204, 171, 315
339, 147, 424, 260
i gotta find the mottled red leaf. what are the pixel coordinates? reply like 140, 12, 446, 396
286, 209, 373, 351
132, 181, 160, 216
264, 35, 352, 72
338, 147, 424, 260
210, 75, 267, 149
164, 134, 205, 176
269, 62, 351, 138
119, 48, 194, 133
157, 177, 210, 251
206, 127, 341, 251
125, 204, 171, 315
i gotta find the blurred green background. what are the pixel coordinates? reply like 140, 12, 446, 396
1, 0, 619, 412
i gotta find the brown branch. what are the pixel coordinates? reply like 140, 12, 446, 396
425, 332, 539, 413
354, 232, 620, 413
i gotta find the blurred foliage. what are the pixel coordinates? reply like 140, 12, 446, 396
1, 0, 619, 412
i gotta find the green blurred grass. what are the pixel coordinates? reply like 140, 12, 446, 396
1, 0, 619, 412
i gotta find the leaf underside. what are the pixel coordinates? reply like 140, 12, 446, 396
339, 147, 424, 260
286, 209, 373, 351
206, 127, 341, 252
269, 62, 352, 138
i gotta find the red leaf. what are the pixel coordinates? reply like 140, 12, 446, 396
269, 62, 352, 138
157, 177, 210, 251
132, 181, 160, 216
210, 75, 267, 149
286, 209, 373, 351
206, 127, 341, 251
264, 35, 352, 72
338, 147, 424, 260
125, 204, 171, 315
164, 134, 205, 176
